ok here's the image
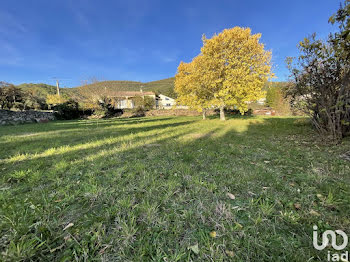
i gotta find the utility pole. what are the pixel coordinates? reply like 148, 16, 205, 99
52, 77, 71, 96
140, 85, 144, 100
56, 79, 60, 96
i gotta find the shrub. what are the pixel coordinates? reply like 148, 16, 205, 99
131, 106, 146, 117
23, 93, 48, 110
286, 1, 350, 141
97, 97, 123, 118
54, 100, 81, 120
131, 96, 155, 110
143, 96, 155, 110
214, 108, 252, 116
104, 108, 123, 118
266, 85, 291, 115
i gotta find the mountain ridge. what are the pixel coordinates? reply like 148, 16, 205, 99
16, 77, 176, 99
76, 77, 176, 98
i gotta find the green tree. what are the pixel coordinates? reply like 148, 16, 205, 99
132, 95, 155, 110
143, 96, 155, 110
0, 82, 25, 110
265, 83, 291, 115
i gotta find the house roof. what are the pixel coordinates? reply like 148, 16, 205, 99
109, 91, 155, 97
158, 94, 175, 99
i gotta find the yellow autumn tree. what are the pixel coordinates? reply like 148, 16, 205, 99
201, 27, 273, 120
176, 27, 273, 120
175, 55, 214, 119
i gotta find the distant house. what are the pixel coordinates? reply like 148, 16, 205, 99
156, 94, 188, 109
157, 94, 175, 109
105, 90, 188, 110
109, 91, 156, 109
246, 97, 266, 106
256, 98, 266, 105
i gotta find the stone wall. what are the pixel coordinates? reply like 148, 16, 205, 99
0, 109, 55, 125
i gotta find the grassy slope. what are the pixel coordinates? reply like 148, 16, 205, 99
143, 77, 176, 97
75, 80, 143, 92
0, 116, 349, 261
75, 77, 176, 98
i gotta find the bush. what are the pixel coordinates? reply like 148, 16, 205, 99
143, 96, 155, 110
286, 1, 350, 141
97, 97, 124, 118
54, 100, 81, 120
131, 106, 146, 117
131, 96, 155, 110
214, 108, 252, 116
23, 93, 48, 110
105, 108, 123, 118
266, 85, 291, 115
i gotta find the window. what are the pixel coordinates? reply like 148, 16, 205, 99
120, 100, 126, 108
165, 98, 169, 100
166, 103, 171, 106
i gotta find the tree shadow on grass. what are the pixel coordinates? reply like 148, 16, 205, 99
0, 118, 198, 168
0, 117, 197, 158
207, 112, 255, 120
0, 116, 177, 137
1, 116, 349, 261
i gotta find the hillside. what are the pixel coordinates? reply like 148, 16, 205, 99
16, 79, 285, 104
17, 83, 57, 97
76, 78, 176, 98
14, 78, 176, 104
17, 83, 79, 100
143, 77, 176, 97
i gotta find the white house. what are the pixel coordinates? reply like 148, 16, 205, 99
109, 91, 156, 109
157, 94, 175, 109
256, 98, 266, 105
156, 94, 188, 109
101, 89, 189, 110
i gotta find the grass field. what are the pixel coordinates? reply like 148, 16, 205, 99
0, 116, 349, 261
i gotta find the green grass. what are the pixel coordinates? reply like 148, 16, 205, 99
0, 116, 349, 261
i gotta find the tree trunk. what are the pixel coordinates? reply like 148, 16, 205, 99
219, 106, 226, 121
202, 109, 207, 120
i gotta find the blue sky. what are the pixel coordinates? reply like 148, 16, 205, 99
0, 0, 340, 87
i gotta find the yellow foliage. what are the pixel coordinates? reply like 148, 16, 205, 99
175, 55, 213, 112
175, 27, 273, 115
209, 231, 217, 238
46, 94, 65, 105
